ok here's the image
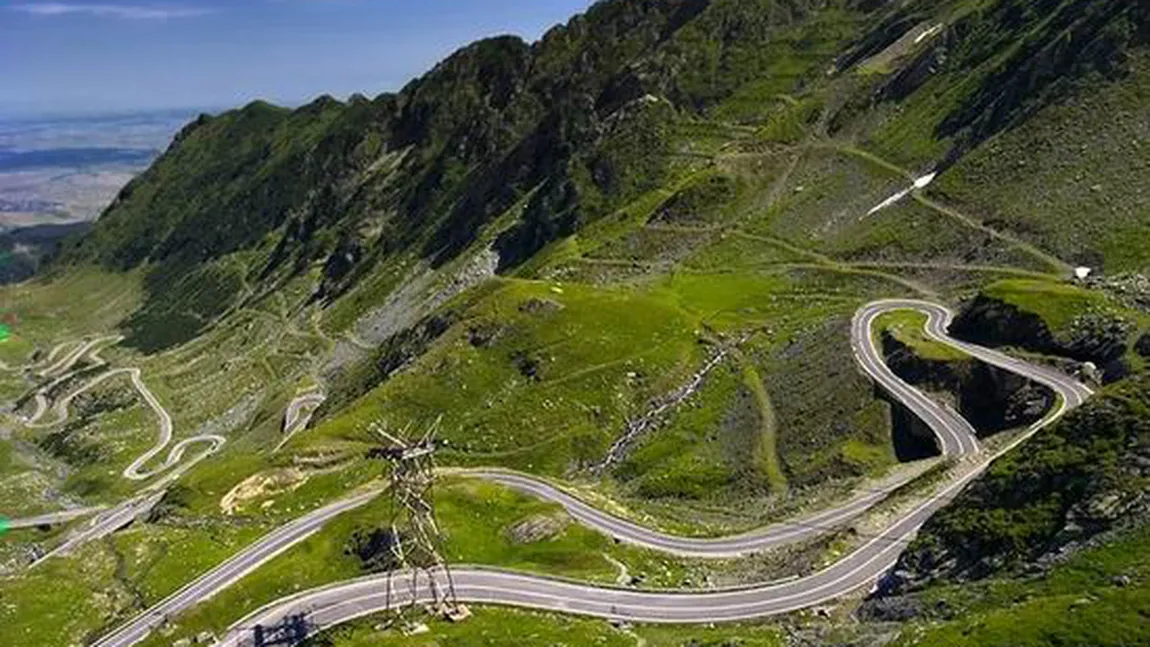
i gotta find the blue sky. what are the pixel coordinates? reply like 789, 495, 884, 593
1, 0, 593, 117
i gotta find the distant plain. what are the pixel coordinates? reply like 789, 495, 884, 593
0, 110, 196, 229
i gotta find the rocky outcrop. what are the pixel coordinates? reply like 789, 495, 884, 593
867, 373, 1150, 602
504, 513, 569, 544
1136, 332, 1150, 359
950, 295, 1133, 382
949, 295, 1058, 352
319, 310, 459, 419
881, 332, 1052, 437
878, 29, 951, 103
648, 173, 737, 226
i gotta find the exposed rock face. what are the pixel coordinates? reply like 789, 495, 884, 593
320, 310, 459, 417
949, 295, 1059, 352
964, 365, 1052, 433
504, 513, 569, 544
879, 29, 951, 103
881, 331, 1052, 437
950, 295, 1132, 381
867, 374, 1150, 602
1065, 312, 1136, 379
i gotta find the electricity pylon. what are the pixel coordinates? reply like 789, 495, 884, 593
369, 418, 468, 628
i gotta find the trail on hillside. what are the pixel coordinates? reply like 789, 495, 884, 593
92, 301, 1094, 647
14, 336, 226, 483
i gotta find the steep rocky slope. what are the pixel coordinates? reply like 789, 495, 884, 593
58, 0, 859, 351
881, 331, 1052, 437
3, 1, 1150, 646
890, 372, 1149, 588
57, 0, 1150, 350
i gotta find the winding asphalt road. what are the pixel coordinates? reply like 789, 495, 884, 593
10, 336, 227, 563
24, 336, 122, 426
90, 487, 385, 647
6, 506, 107, 530
33, 491, 166, 563
851, 304, 979, 456
273, 389, 327, 452
20, 336, 226, 482
84, 300, 1092, 647
471, 470, 909, 559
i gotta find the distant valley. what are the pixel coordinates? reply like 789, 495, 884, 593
0, 111, 195, 281
0, 110, 195, 227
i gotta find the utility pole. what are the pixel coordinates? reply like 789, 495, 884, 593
369, 418, 469, 632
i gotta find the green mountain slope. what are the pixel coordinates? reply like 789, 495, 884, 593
2, 1, 1150, 646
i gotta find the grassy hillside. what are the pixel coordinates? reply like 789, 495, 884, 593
864, 372, 1150, 647
950, 278, 1150, 380
2, 0, 1150, 646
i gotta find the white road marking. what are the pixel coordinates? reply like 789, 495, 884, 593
85, 301, 1092, 646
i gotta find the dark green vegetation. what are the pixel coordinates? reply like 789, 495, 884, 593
58, 0, 1150, 350
876, 312, 1053, 439
951, 278, 1150, 380
892, 373, 1149, 586
868, 283, 1150, 646
0, 222, 91, 284
1, 0, 1149, 646
871, 521, 1150, 647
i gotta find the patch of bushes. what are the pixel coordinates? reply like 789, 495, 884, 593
122, 262, 244, 353
890, 373, 1150, 589
37, 429, 104, 467
649, 173, 738, 226
344, 527, 404, 573
1135, 332, 1150, 358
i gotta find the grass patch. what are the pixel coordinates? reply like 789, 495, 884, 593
309, 607, 787, 647
874, 309, 968, 362
299, 278, 708, 476
897, 522, 1150, 647
306, 607, 635, 647
737, 351, 787, 493
981, 279, 1110, 332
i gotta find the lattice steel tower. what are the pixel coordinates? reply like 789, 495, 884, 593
369, 419, 466, 626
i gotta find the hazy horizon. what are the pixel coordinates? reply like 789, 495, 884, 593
0, 108, 198, 229
2, 0, 593, 118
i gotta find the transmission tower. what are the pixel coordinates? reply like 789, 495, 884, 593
369, 418, 468, 629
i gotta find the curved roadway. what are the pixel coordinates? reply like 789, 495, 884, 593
7, 506, 107, 529
89, 488, 385, 647
273, 390, 327, 452
17, 336, 226, 483
86, 301, 1091, 646
11, 336, 227, 563
851, 305, 979, 456
470, 470, 905, 558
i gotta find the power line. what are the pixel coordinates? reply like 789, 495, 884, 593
369, 417, 470, 629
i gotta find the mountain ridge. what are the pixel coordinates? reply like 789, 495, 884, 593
3, 1, 1149, 646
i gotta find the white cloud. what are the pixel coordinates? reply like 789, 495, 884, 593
10, 3, 213, 19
